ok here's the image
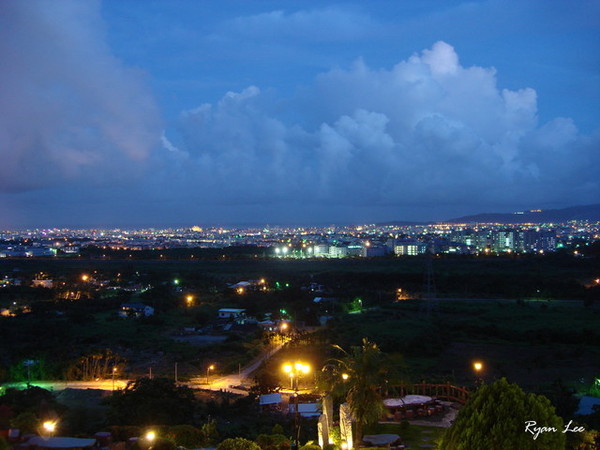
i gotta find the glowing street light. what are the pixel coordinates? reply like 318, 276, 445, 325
473, 362, 483, 372
206, 364, 215, 384
341, 373, 349, 381
145, 431, 156, 442
185, 295, 194, 307
81, 274, 89, 282
42, 421, 57, 435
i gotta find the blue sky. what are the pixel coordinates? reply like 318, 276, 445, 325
0, 0, 599, 228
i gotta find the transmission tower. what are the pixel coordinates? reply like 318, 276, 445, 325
421, 242, 437, 316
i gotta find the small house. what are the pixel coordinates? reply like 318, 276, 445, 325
119, 302, 154, 318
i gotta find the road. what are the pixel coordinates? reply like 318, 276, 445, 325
2, 341, 287, 395
188, 341, 286, 394
2, 379, 129, 391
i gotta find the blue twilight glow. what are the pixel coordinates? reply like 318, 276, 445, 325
0, 0, 598, 228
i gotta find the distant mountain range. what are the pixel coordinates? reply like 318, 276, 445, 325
442, 204, 600, 224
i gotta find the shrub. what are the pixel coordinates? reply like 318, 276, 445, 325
167, 425, 203, 448
10, 411, 39, 434
217, 438, 261, 450
299, 445, 321, 450
439, 378, 565, 449
255, 433, 290, 450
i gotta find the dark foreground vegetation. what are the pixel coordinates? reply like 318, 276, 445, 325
0, 248, 599, 448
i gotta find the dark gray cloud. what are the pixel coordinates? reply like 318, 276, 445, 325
0, 0, 161, 193
163, 41, 599, 211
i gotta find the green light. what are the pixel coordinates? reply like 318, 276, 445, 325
285, 283, 290, 287
280, 309, 287, 314
174, 279, 180, 285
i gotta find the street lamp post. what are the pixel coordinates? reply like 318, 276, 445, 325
282, 362, 311, 450
206, 364, 215, 385
112, 367, 117, 391
473, 361, 484, 387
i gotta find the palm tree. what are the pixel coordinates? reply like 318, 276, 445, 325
330, 338, 390, 446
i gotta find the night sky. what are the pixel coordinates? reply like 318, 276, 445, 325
1, 0, 599, 228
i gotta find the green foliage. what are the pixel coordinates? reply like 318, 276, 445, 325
107, 377, 197, 426
332, 339, 390, 443
255, 433, 290, 450
299, 445, 321, 450
328, 426, 341, 446
65, 348, 124, 381
166, 425, 203, 448
217, 437, 261, 450
439, 378, 565, 449
0, 436, 9, 450
0, 386, 57, 415
565, 423, 599, 450
271, 424, 284, 435
200, 418, 220, 446
10, 411, 39, 434
150, 438, 176, 450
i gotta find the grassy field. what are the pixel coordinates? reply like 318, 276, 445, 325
1, 254, 598, 390
1, 252, 598, 299
322, 300, 600, 392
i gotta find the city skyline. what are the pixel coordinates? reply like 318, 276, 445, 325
1, 0, 599, 228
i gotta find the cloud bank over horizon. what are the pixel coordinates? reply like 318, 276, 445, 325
0, 1, 161, 193
162, 41, 599, 212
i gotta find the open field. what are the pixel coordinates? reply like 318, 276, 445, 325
1, 252, 599, 299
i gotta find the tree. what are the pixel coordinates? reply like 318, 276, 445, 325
216, 438, 261, 450
107, 377, 197, 426
10, 411, 39, 434
439, 378, 565, 449
0, 386, 61, 418
331, 338, 390, 445
66, 348, 124, 381
166, 425, 203, 448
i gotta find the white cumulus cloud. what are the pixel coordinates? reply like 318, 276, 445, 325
166, 41, 599, 212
